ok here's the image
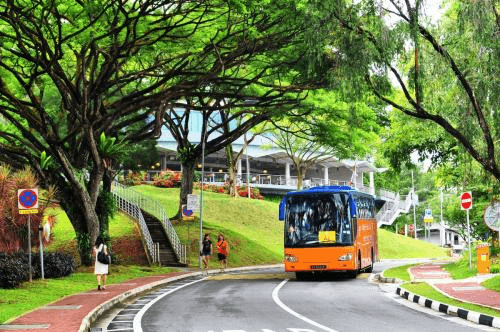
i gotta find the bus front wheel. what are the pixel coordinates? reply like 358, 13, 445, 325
296, 272, 310, 280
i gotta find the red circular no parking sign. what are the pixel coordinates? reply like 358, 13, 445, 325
460, 192, 472, 210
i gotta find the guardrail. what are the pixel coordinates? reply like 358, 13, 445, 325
112, 190, 158, 265
111, 182, 187, 265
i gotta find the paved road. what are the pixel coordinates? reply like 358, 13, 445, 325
94, 261, 495, 332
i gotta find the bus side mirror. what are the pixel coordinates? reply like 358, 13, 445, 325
279, 197, 286, 221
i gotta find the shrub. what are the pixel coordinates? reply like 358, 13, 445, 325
0, 253, 29, 288
0, 165, 56, 253
33, 252, 75, 278
0, 252, 75, 288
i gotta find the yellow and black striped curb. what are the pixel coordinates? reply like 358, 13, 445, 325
396, 287, 500, 329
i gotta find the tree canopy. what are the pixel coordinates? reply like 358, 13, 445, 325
0, 0, 340, 262
324, 0, 500, 182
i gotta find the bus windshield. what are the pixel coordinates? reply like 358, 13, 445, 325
284, 192, 353, 247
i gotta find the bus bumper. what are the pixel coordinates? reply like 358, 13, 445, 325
284, 247, 356, 272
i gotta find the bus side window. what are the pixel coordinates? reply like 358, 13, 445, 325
352, 217, 358, 240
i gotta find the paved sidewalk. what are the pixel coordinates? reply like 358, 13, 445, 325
0, 271, 188, 332
409, 262, 500, 310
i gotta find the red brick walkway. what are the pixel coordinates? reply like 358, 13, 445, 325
409, 262, 500, 310
0, 272, 187, 332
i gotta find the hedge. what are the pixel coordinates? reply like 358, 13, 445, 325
0, 252, 75, 288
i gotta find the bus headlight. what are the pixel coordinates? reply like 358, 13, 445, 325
338, 253, 353, 261
285, 254, 298, 263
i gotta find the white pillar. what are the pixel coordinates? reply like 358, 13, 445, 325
237, 159, 242, 184
369, 171, 375, 195
285, 162, 291, 186
162, 155, 167, 170
323, 166, 329, 185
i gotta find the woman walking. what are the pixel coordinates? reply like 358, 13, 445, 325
94, 235, 109, 291
201, 233, 213, 275
216, 234, 229, 272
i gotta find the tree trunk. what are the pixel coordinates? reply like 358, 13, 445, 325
97, 170, 113, 239
296, 169, 304, 190
178, 160, 195, 218
59, 187, 100, 266
225, 145, 237, 197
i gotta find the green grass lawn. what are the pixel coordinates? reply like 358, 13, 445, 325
382, 264, 418, 281
378, 229, 449, 259
482, 275, 500, 291
443, 248, 500, 280
45, 207, 146, 266
402, 282, 500, 317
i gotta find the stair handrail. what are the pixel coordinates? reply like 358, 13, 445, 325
111, 189, 157, 265
111, 182, 186, 264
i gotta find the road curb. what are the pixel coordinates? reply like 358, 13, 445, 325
78, 272, 200, 332
375, 271, 402, 284
79, 264, 284, 332
395, 287, 500, 329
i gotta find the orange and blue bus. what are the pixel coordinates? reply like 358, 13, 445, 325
279, 185, 378, 279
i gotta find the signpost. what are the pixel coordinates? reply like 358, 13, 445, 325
187, 194, 199, 212
460, 191, 473, 270
18, 188, 39, 282
424, 209, 433, 241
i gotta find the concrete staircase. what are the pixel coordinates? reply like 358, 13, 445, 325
376, 189, 415, 227
142, 210, 187, 267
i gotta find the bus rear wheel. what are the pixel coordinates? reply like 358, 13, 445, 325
366, 249, 374, 273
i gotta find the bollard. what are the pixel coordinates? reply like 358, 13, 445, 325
476, 243, 490, 274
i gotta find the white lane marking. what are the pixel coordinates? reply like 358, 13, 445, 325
272, 280, 339, 332
133, 278, 207, 332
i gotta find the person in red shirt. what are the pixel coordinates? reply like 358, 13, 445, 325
216, 234, 229, 272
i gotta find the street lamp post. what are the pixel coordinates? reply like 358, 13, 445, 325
412, 171, 417, 239
198, 121, 207, 271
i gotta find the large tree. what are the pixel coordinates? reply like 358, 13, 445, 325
0, 0, 340, 264
324, 0, 500, 182
0, 0, 336, 263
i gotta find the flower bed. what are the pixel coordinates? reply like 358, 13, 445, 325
153, 170, 182, 188
193, 182, 264, 199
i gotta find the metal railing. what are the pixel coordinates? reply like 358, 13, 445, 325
112, 182, 187, 265
112, 190, 158, 265
376, 190, 414, 227
201, 172, 355, 188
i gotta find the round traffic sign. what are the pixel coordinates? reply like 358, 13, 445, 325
461, 192, 472, 210
19, 189, 38, 209
182, 205, 193, 217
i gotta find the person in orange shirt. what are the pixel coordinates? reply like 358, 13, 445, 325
216, 234, 229, 272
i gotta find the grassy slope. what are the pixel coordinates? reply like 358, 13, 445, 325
45, 207, 147, 265
133, 186, 449, 264
378, 228, 448, 259
132, 185, 283, 267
